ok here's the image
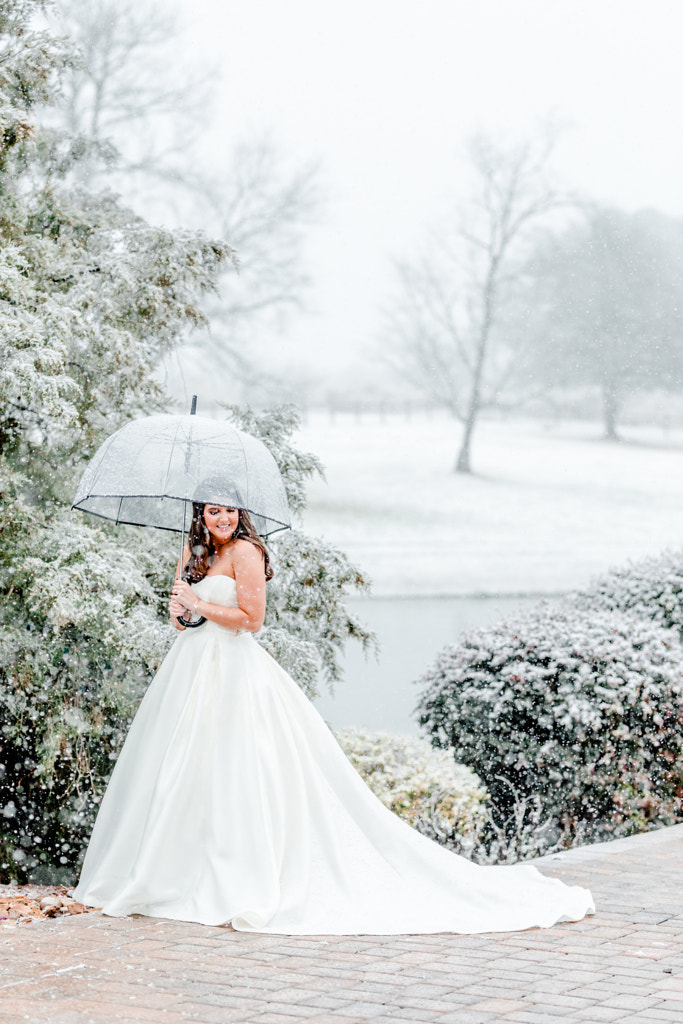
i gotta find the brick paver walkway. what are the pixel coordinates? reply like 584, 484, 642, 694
2, 825, 683, 1024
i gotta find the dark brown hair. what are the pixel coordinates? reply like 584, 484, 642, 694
183, 503, 273, 583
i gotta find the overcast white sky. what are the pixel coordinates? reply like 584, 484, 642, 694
178, 0, 683, 389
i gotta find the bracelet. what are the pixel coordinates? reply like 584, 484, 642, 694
193, 599, 200, 614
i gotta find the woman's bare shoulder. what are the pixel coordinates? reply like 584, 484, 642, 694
233, 537, 263, 561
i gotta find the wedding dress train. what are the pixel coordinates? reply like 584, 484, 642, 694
74, 574, 594, 934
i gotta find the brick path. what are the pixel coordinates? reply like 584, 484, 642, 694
1, 824, 683, 1024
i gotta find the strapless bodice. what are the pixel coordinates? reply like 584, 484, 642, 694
191, 574, 239, 609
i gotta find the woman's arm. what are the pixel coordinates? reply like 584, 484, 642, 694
172, 540, 267, 633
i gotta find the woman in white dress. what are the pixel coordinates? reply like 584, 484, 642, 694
73, 503, 594, 934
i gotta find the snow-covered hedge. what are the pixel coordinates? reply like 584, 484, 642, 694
335, 728, 487, 836
416, 605, 683, 844
578, 548, 683, 637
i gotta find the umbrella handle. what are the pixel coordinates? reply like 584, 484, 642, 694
177, 613, 206, 628
176, 547, 206, 626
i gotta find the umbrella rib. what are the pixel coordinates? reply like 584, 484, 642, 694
236, 431, 249, 507
162, 420, 184, 515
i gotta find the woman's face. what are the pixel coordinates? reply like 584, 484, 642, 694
203, 504, 240, 544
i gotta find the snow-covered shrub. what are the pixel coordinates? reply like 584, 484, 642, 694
414, 780, 569, 865
578, 549, 683, 637
335, 727, 567, 864
416, 604, 683, 845
335, 728, 487, 836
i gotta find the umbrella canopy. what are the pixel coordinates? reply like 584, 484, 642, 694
72, 413, 291, 538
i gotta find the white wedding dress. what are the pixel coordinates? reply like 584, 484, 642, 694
74, 575, 594, 934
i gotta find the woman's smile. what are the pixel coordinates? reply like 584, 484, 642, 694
203, 505, 240, 543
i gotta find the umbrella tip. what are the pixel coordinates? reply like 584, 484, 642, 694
190, 395, 198, 416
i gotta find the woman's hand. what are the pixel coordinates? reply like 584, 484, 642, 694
170, 578, 199, 631
169, 594, 187, 630
172, 578, 199, 613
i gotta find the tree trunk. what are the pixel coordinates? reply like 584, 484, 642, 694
454, 360, 483, 473
455, 402, 476, 472
602, 381, 620, 441
454, 272, 496, 473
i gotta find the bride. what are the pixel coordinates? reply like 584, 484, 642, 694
73, 503, 594, 934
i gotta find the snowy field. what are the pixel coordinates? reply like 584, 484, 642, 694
298, 411, 683, 597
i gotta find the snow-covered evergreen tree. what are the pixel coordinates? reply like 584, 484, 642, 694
0, 0, 232, 883
0, 1, 371, 884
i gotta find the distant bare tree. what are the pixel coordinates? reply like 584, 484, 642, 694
385, 131, 567, 473
525, 205, 683, 440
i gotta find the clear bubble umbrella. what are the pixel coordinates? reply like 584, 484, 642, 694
72, 397, 290, 626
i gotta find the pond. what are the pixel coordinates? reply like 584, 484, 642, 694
312, 593, 558, 735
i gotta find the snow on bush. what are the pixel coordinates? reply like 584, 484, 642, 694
578, 548, 683, 637
335, 727, 487, 836
414, 779, 564, 865
416, 604, 683, 845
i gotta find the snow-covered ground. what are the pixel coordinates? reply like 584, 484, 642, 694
298, 411, 683, 597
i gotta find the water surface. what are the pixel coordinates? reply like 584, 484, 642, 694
313, 594, 556, 734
